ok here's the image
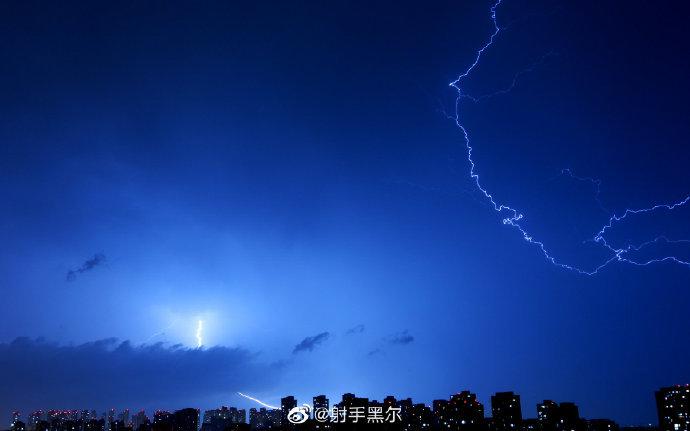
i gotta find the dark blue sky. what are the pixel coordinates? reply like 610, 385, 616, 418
1, 0, 689, 425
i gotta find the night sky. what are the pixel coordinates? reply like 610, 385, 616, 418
2, 0, 689, 426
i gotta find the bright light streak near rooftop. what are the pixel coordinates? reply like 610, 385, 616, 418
237, 392, 279, 409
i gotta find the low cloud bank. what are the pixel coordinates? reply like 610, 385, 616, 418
0, 337, 280, 416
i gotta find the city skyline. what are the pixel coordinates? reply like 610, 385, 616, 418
8, 385, 690, 430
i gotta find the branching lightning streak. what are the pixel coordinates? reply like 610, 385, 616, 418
460, 51, 557, 103
558, 168, 608, 213
237, 392, 279, 410
450, 0, 690, 275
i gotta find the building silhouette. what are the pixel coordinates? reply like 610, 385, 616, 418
107, 410, 116, 431
172, 409, 198, 431
11, 412, 23, 431
313, 396, 331, 430
132, 411, 150, 431
491, 392, 522, 431
536, 400, 585, 431
656, 385, 690, 431
118, 411, 130, 428
314, 396, 330, 416
404, 403, 434, 431
249, 408, 280, 430
12, 413, 21, 425
449, 391, 485, 430
27, 411, 44, 431
281, 397, 297, 428
537, 400, 559, 430
202, 406, 246, 431
152, 411, 173, 431
433, 399, 451, 430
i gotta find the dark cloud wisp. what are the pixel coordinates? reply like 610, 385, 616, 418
387, 330, 414, 345
66, 253, 106, 281
345, 324, 365, 335
292, 332, 330, 354
367, 348, 383, 357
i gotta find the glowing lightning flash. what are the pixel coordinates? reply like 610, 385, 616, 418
450, 0, 690, 275
195, 319, 204, 348
237, 392, 279, 410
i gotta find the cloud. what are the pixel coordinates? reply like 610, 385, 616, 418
66, 253, 106, 281
345, 324, 365, 335
292, 332, 330, 354
367, 348, 383, 357
0, 337, 280, 417
387, 330, 414, 345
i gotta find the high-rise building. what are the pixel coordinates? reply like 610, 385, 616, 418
537, 400, 583, 431
173, 409, 199, 431
280, 396, 297, 426
28, 411, 44, 431
248, 409, 261, 430
202, 406, 246, 430
656, 385, 690, 431
339, 394, 357, 409
492, 392, 522, 431
558, 403, 581, 431
448, 391, 485, 429
433, 392, 485, 431
12, 412, 22, 428
132, 411, 150, 431
248, 408, 279, 430
404, 403, 435, 431
433, 399, 452, 430
399, 398, 414, 422
152, 411, 173, 431
313, 395, 329, 414
538, 400, 560, 431
268, 408, 280, 429
118, 410, 130, 427
11, 414, 24, 431
235, 409, 246, 425
203, 407, 226, 426
334, 393, 370, 425
312, 395, 330, 427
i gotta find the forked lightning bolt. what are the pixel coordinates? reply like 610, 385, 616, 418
450, 0, 690, 275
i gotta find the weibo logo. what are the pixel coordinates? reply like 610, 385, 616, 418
287, 404, 311, 424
